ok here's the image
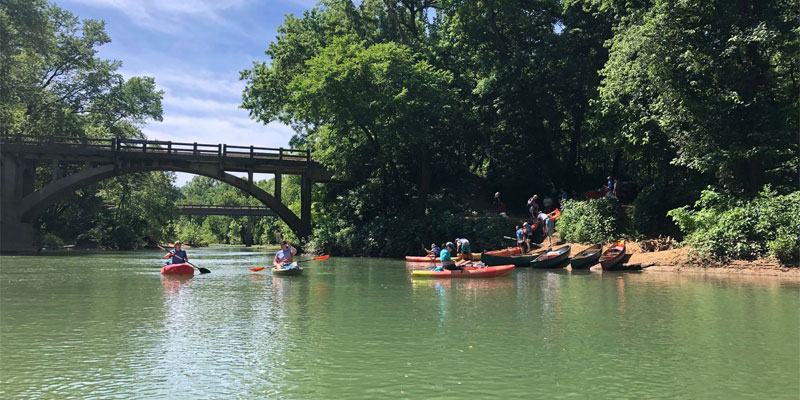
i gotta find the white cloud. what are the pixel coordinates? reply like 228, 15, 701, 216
143, 114, 294, 148
64, 0, 253, 34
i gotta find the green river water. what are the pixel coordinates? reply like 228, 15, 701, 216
1, 247, 798, 399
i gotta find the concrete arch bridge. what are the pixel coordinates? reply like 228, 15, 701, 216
0, 135, 332, 252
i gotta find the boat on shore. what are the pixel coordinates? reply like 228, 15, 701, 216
600, 240, 626, 270
530, 245, 572, 269
481, 247, 548, 267
411, 264, 514, 278
570, 243, 603, 269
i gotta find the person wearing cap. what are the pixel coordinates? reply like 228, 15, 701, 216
163, 241, 188, 265
492, 192, 501, 215
515, 225, 526, 253
425, 243, 441, 258
434, 242, 466, 271
527, 194, 539, 218
273, 240, 298, 269
455, 237, 472, 261
606, 176, 614, 197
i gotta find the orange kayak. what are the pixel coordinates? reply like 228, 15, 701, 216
411, 264, 515, 278
161, 263, 194, 275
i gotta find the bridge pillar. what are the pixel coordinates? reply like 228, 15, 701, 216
274, 173, 282, 201
1, 154, 36, 252
301, 174, 312, 230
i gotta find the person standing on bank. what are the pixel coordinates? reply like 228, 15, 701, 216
163, 241, 188, 265
273, 240, 298, 269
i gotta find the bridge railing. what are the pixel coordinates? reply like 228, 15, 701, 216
0, 134, 311, 162
177, 204, 273, 210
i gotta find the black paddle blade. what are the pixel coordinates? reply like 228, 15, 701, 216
198, 267, 211, 274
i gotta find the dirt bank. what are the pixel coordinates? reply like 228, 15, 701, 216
556, 241, 800, 279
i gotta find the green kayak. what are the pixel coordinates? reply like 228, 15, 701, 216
272, 266, 303, 276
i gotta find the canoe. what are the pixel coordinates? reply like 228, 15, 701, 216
161, 263, 194, 275
411, 264, 514, 278
529, 245, 572, 269
481, 248, 547, 267
405, 253, 484, 262
600, 240, 626, 270
485, 247, 522, 257
570, 243, 603, 269
273, 266, 303, 276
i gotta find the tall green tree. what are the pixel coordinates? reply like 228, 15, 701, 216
599, 0, 799, 194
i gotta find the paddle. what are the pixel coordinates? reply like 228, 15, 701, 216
503, 236, 543, 248
159, 245, 210, 274
249, 254, 330, 272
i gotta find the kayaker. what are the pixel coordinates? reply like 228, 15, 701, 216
455, 237, 472, 261
434, 242, 466, 271
524, 221, 536, 252
273, 240, 298, 269
163, 241, 188, 265
515, 225, 527, 253
426, 243, 441, 258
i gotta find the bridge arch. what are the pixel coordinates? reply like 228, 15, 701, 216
19, 163, 310, 237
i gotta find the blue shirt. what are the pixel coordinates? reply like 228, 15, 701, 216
170, 249, 187, 264
440, 248, 452, 263
516, 229, 524, 241
432, 246, 441, 257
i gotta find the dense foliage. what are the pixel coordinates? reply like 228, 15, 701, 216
2, 0, 168, 248
668, 187, 800, 265
557, 198, 626, 244
241, 0, 798, 258
173, 175, 305, 246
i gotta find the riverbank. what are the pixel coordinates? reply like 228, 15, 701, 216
564, 241, 800, 279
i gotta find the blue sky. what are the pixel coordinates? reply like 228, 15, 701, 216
56, 0, 318, 184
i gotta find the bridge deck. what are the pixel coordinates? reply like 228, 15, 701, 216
0, 135, 320, 175
177, 204, 277, 217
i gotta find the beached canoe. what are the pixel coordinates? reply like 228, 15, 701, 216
485, 247, 522, 257
600, 240, 626, 270
530, 245, 572, 269
161, 263, 194, 275
481, 248, 546, 267
273, 266, 303, 276
411, 264, 515, 278
570, 243, 603, 269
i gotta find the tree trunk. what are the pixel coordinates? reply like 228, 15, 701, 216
414, 148, 432, 218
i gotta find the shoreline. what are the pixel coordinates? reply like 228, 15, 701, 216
565, 242, 800, 280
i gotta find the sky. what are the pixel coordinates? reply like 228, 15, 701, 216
56, 0, 318, 185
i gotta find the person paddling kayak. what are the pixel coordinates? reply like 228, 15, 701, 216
273, 240, 298, 269
163, 241, 188, 265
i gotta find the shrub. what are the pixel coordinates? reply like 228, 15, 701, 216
668, 186, 799, 264
557, 197, 626, 243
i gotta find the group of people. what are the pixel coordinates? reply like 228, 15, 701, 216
425, 238, 473, 271
162, 239, 299, 270
515, 208, 556, 252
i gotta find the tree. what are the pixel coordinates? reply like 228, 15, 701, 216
599, 0, 799, 194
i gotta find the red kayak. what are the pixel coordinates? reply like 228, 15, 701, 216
411, 264, 515, 278
161, 263, 194, 275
